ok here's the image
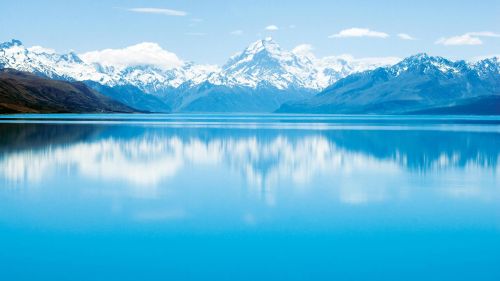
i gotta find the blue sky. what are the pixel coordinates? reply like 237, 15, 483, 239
1, 0, 499, 64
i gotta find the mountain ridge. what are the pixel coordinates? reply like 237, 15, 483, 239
0, 38, 397, 93
276, 53, 500, 114
1, 39, 499, 114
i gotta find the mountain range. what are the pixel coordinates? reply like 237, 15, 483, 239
1, 38, 499, 114
277, 54, 500, 114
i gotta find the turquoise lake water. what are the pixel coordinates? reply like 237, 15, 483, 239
0, 114, 499, 280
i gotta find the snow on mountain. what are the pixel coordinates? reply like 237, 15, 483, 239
387, 53, 463, 76
0, 39, 217, 93
207, 37, 319, 89
207, 37, 399, 90
315, 54, 401, 88
277, 53, 500, 114
384, 53, 498, 80
470, 57, 500, 78
0, 38, 399, 94
0, 39, 114, 84
3, 38, 496, 98
111, 63, 220, 93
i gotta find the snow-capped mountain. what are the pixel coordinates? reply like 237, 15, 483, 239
207, 37, 399, 90
112, 63, 219, 93
0, 38, 398, 95
385, 53, 500, 80
3, 38, 498, 114
207, 37, 319, 89
278, 53, 500, 114
0, 39, 217, 93
0, 39, 114, 84
315, 54, 401, 87
387, 53, 465, 76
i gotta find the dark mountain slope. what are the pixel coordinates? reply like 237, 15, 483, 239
0, 69, 136, 113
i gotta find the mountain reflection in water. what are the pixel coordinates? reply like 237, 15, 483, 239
1, 122, 498, 205
1, 117, 499, 281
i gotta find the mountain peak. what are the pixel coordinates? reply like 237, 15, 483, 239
414, 52, 429, 58
245, 37, 281, 55
398, 53, 453, 67
405, 53, 431, 61
0, 39, 23, 49
60, 52, 83, 63
11, 39, 23, 46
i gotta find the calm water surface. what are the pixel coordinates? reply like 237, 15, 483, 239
0, 114, 499, 280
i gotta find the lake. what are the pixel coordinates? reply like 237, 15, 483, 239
0, 114, 499, 280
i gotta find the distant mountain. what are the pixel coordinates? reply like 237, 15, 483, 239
157, 38, 396, 112
206, 37, 399, 91
0, 40, 114, 84
0, 38, 395, 93
2, 39, 499, 114
83, 81, 171, 113
0, 69, 135, 113
207, 37, 319, 90
277, 54, 500, 114
0, 39, 217, 93
161, 82, 312, 113
0, 39, 397, 112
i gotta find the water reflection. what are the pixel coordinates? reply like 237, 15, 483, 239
0, 123, 498, 204
1, 119, 499, 281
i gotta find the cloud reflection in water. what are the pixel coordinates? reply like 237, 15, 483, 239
0, 125, 498, 204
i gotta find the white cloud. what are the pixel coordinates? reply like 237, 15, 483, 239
436, 34, 481, 46
436, 31, 500, 46
398, 33, 416, 40
127, 7, 187, 16
265, 25, 279, 31
79, 42, 183, 70
230, 30, 244, 36
28, 45, 56, 54
292, 44, 315, 57
329, 28, 389, 39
